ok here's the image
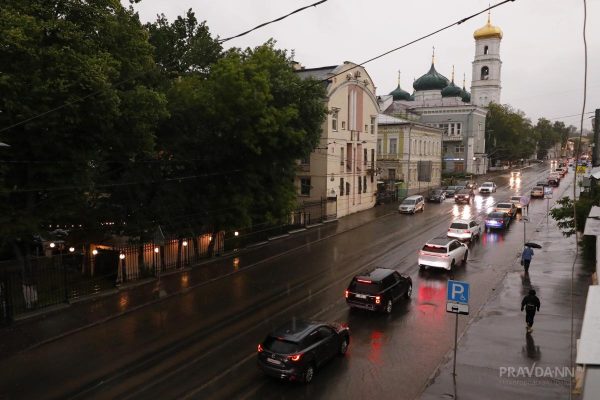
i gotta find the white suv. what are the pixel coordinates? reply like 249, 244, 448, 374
447, 218, 481, 241
479, 181, 497, 194
418, 237, 468, 270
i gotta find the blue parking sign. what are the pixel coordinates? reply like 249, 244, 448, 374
447, 280, 469, 304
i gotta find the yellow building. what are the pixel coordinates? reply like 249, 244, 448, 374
295, 62, 380, 219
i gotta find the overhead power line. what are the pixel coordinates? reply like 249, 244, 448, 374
218, 0, 329, 43
321, 0, 516, 83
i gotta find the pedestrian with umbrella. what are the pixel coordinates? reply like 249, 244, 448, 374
521, 242, 541, 273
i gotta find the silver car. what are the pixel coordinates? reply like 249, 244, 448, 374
418, 237, 468, 270
398, 195, 425, 214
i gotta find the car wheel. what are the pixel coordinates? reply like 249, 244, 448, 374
463, 250, 469, 265
385, 299, 393, 314
339, 337, 349, 356
303, 364, 315, 384
405, 284, 413, 299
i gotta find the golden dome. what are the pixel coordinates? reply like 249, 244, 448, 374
473, 14, 503, 40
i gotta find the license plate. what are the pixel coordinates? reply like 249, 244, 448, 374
267, 357, 281, 365
355, 294, 367, 299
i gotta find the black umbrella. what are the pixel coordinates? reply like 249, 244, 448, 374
525, 242, 542, 249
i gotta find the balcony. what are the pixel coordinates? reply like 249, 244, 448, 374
296, 163, 310, 172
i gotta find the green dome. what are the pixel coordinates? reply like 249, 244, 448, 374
413, 63, 449, 91
441, 80, 462, 98
460, 86, 471, 103
389, 84, 411, 101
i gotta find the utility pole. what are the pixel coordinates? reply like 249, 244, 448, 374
593, 109, 600, 167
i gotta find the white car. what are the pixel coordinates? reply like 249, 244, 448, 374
510, 195, 524, 209
447, 218, 481, 241
479, 181, 497, 194
418, 237, 468, 270
531, 186, 544, 198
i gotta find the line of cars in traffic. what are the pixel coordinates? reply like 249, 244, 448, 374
257, 169, 554, 384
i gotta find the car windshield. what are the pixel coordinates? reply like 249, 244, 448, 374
350, 280, 381, 295
496, 203, 511, 208
446, 186, 459, 191
482, 183, 493, 187
511, 196, 521, 201
456, 189, 470, 195
533, 186, 542, 190
422, 244, 447, 253
402, 199, 415, 205
450, 223, 468, 229
430, 190, 442, 195
263, 336, 301, 354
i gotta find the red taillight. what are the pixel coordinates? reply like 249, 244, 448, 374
448, 229, 451, 231
257, 344, 263, 353
288, 354, 302, 362
375, 295, 381, 304
463, 230, 469, 233
344, 290, 349, 298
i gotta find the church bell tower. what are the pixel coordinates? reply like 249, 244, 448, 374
470, 13, 502, 107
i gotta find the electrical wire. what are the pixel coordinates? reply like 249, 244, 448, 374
218, 0, 329, 43
570, 0, 588, 396
319, 0, 516, 84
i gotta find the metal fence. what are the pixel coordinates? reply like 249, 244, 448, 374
0, 205, 331, 323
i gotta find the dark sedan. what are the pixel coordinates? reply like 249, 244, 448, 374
485, 211, 511, 231
257, 320, 350, 383
427, 189, 447, 203
445, 185, 461, 198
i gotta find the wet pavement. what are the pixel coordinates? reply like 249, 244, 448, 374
421, 178, 591, 400
0, 162, 589, 400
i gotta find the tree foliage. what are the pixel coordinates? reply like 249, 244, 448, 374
0, 3, 327, 259
485, 103, 533, 165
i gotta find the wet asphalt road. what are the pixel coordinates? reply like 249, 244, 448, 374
0, 162, 569, 400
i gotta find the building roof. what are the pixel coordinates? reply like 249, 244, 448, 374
441, 80, 462, 98
389, 84, 412, 101
576, 286, 600, 365
294, 65, 338, 81
413, 63, 449, 91
378, 114, 410, 125
473, 14, 503, 40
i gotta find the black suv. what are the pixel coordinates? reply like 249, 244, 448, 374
345, 268, 412, 314
454, 188, 474, 204
257, 320, 350, 383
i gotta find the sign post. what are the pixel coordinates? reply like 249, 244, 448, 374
544, 186, 553, 227
447, 280, 470, 380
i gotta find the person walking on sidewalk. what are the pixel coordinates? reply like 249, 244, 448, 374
521, 246, 534, 273
521, 289, 540, 333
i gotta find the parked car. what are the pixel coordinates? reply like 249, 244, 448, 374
510, 195, 524, 209
555, 167, 567, 177
447, 218, 481, 241
445, 186, 461, 198
485, 211, 511, 231
494, 202, 517, 218
398, 195, 425, 214
257, 320, 350, 383
427, 188, 447, 203
454, 188, 474, 204
479, 181, 497, 194
418, 236, 468, 270
531, 186, 544, 198
345, 268, 412, 313
536, 180, 549, 187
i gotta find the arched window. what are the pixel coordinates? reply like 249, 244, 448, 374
481, 66, 489, 80
484, 45, 489, 55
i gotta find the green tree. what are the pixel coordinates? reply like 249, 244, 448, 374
534, 118, 560, 159
0, 0, 167, 260
155, 41, 327, 247
485, 103, 533, 166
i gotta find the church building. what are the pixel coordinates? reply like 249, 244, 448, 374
379, 15, 504, 175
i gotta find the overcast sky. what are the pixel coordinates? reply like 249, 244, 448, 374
125, 0, 599, 130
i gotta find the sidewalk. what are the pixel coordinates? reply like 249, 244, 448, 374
0, 201, 399, 358
421, 213, 593, 399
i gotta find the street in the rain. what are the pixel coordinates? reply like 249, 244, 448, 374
0, 162, 591, 400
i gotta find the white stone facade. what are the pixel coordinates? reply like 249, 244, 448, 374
471, 36, 502, 107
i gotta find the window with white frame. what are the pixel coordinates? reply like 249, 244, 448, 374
389, 138, 397, 155
370, 116, 376, 135
456, 123, 462, 135
300, 177, 311, 196
455, 145, 464, 154
332, 110, 338, 131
